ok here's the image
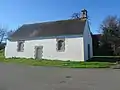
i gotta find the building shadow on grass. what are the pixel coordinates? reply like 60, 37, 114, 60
87, 56, 120, 62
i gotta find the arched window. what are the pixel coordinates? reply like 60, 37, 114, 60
57, 39, 65, 52
17, 41, 24, 52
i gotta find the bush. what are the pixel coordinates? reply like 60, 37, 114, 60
94, 43, 114, 56
0, 43, 6, 50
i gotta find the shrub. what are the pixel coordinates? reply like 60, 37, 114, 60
0, 43, 6, 50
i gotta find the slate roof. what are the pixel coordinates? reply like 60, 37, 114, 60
9, 19, 86, 41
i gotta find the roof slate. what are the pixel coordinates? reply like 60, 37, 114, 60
9, 19, 86, 41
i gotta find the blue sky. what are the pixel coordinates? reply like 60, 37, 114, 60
0, 0, 120, 33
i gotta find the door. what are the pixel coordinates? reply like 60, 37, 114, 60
88, 44, 90, 59
35, 46, 43, 59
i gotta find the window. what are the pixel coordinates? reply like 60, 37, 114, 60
17, 41, 24, 52
56, 39, 65, 52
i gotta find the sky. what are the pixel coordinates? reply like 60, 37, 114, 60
0, 0, 120, 34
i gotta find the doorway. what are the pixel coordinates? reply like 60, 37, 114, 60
88, 44, 90, 59
35, 46, 43, 59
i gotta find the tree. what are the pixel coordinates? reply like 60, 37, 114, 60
0, 28, 15, 50
0, 27, 7, 44
0, 27, 14, 42
100, 16, 120, 56
0, 27, 8, 50
71, 12, 81, 19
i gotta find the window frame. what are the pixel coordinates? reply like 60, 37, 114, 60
56, 38, 65, 52
17, 40, 25, 52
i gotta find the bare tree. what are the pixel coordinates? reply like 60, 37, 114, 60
0, 27, 7, 44
71, 12, 81, 19
0, 26, 15, 50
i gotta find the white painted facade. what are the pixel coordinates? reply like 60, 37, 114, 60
83, 21, 93, 61
5, 21, 93, 61
5, 36, 84, 61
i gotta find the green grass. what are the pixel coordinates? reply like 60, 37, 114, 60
93, 56, 120, 58
0, 58, 113, 68
0, 50, 114, 68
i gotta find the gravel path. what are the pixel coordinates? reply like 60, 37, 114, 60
0, 63, 120, 90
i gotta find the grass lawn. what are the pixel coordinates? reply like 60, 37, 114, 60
0, 50, 115, 68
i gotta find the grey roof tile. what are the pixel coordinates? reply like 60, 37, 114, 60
9, 19, 86, 41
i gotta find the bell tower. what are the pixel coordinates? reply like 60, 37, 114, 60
80, 9, 88, 20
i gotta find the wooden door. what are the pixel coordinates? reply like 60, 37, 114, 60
35, 46, 43, 59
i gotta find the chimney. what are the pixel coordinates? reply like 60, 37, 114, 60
80, 9, 88, 20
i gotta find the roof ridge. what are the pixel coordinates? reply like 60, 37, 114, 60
23, 19, 85, 26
